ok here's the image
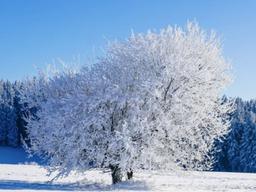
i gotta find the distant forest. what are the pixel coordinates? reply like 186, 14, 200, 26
0, 79, 255, 172
0, 80, 27, 147
214, 98, 256, 172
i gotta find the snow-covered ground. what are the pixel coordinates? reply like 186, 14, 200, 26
1, 147, 256, 191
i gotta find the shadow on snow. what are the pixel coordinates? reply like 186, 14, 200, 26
0, 180, 149, 191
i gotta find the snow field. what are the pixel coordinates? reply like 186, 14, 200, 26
0, 164, 256, 191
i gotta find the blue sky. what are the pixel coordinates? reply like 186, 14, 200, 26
0, 0, 256, 99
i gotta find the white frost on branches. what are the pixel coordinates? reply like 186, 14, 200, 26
23, 22, 233, 178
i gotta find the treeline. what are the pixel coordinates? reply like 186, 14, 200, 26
0, 80, 28, 147
214, 98, 256, 172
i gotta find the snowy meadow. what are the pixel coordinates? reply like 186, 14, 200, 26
1, 148, 256, 192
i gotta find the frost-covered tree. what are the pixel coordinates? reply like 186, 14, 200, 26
24, 22, 232, 184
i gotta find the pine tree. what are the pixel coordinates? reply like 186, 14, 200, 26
214, 98, 256, 172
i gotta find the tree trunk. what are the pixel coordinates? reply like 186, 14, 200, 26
110, 165, 123, 184
127, 170, 133, 180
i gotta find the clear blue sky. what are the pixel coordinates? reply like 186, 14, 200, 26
0, 0, 255, 99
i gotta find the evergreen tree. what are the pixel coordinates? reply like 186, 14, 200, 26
0, 80, 18, 146
214, 98, 256, 172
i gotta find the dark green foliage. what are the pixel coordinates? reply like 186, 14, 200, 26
214, 98, 256, 172
0, 80, 29, 147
